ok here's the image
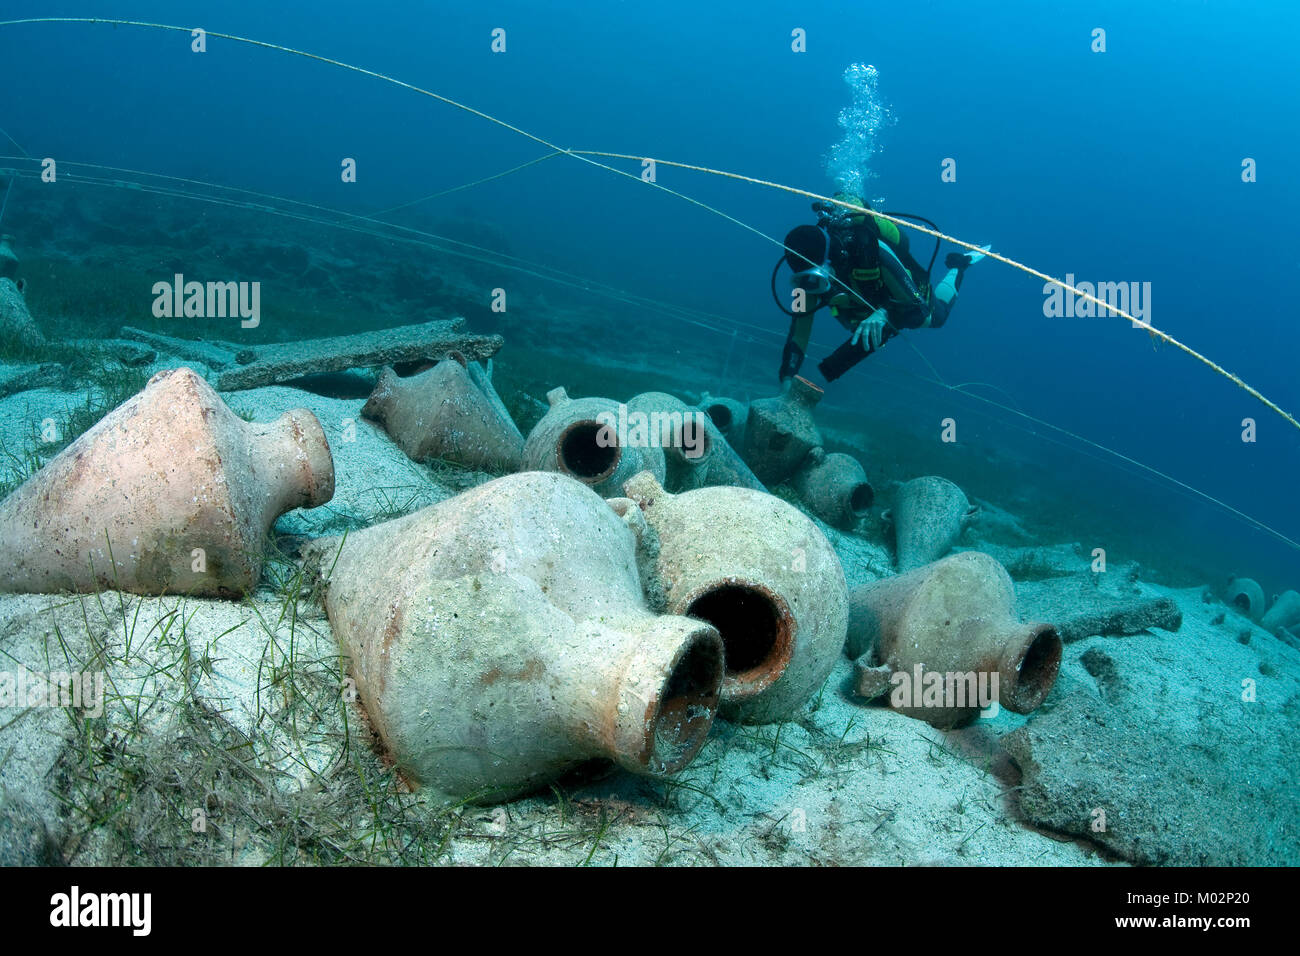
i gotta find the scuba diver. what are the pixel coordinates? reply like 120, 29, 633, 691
772, 193, 989, 385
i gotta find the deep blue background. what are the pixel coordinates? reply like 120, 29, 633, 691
2, 0, 1297, 582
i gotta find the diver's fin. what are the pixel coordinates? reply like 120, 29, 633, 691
966, 243, 991, 265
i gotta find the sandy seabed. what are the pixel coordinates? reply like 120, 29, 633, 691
0, 364, 1296, 867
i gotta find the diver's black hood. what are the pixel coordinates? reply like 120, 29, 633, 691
783, 224, 828, 273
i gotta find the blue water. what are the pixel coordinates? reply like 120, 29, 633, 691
2, 0, 1297, 587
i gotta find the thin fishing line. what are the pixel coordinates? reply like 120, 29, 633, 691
3, 18, 1295, 544
12, 166, 1298, 551
863, 314, 1026, 412
844, 332, 1297, 549
574, 149, 1299, 433
0, 155, 718, 324
0, 124, 29, 157
946, 381, 1029, 414
4, 17, 1289, 435
367, 151, 564, 217
0, 18, 565, 153
0, 22, 890, 325
560, 149, 887, 319
905, 373, 1300, 552
0, 158, 752, 339
532, 154, 1300, 549
0, 151, 563, 256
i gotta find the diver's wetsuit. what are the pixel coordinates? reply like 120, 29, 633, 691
779, 215, 954, 383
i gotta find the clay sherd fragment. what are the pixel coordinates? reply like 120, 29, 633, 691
1054, 594, 1183, 643
1079, 646, 1125, 701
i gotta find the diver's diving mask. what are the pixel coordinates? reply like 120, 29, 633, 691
789, 262, 833, 295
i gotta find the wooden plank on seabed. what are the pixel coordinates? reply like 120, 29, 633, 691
212, 319, 503, 391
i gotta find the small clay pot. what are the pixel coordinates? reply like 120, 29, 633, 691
847, 551, 1062, 728
790, 447, 874, 528
0, 276, 43, 349
308, 472, 724, 803
0, 367, 333, 596
698, 392, 748, 448
743, 376, 823, 484
1261, 590, 1300, 635
522, 387, 666, 497
361, 351, 524, 471
1224, 576, 1266, 622
618, 471, 848, 724
885, 476, 978, 571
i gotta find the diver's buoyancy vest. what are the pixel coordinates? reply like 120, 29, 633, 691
830, 236, 929, 320
829, 221, 881, 295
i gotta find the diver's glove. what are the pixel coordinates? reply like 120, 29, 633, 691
945, 244, 991, 271
850, 307, 890, 352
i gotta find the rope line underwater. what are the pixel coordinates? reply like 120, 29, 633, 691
1, 16, 1296, 553
574, 150, 1300, 434
3, 171, 1294, 556
3, 16, 1288, 435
